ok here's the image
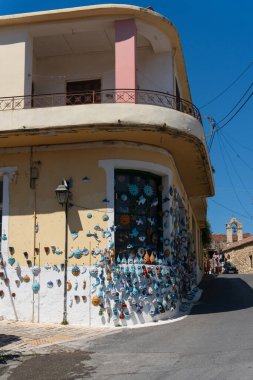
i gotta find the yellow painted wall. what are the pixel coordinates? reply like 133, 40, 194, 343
1, 144, 203, 267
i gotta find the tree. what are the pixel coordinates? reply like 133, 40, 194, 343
202, 220, 212, 249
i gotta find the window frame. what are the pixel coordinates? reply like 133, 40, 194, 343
114, 169, 163, 258
99, 159, 173, 257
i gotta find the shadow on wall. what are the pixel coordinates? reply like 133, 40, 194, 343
190, 275, 253, 314
68, 206, 83, 234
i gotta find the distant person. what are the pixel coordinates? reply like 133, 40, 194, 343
212, 251, 220, 275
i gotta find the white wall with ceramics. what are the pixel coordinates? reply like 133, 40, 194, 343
0, 265, 91, 325
0, 150, 197, 327
0, 263, 179, 326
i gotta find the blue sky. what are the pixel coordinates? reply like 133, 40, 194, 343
0, 0, 252, 234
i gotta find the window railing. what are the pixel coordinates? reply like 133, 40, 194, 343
0, 89, 202, 123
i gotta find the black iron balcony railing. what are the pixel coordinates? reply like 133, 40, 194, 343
0, 89, 202, 123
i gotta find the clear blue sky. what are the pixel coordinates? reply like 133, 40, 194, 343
0, 1, 252, 234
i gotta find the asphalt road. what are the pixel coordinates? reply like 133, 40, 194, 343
2, 274, 253, 380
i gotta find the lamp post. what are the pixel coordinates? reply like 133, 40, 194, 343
55, 180, 71, 325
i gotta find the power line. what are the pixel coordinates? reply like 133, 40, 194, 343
208, 133, 215, 151
200, 61, 253, 109
217, 132, 253, 219
223, 133, 253, 152
220, 133, 253, 173
216, 92, 253, 132
207, 84, 253, 152
217, 82, 253, 124
208, 121, 216, 151
205, 116, 216, 151
209, 199, 253, 221
220, 133, 253, 201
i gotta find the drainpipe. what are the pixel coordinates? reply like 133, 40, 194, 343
55, 180, 70, 325
62, 200, 69, 325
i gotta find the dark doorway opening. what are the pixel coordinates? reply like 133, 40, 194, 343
66, 79, 101, 105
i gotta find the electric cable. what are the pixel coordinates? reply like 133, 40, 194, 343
209, 199, 253, 221
220, 133, 253, 201
217, 82, 253, 124
221, 133, 253, 173
208, 126, 216, 151
222, 133, 253, 152
208, 82, 253, 153
208, 84, 252, 151
200, 61, 253, 109
208, 91, 252, 152
217, 132, 253, 219
216, 92, 252, 132
205, 116, 216, 151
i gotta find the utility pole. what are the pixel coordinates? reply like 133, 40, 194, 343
202, 115, 216, 151
207, 116, 216, 151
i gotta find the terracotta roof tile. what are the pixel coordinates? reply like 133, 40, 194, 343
212, 233, 252, 243
222, 236, 253, 252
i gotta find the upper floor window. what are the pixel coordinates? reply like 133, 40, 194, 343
114, 169, 163, 260
66, 79, 101, 105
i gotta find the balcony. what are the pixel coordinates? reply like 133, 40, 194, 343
0, 88, 213, 198
0, 89, 202, 123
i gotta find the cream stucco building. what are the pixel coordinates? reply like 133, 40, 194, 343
0, 4, 214, 326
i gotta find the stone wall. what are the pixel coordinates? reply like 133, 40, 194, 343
226, 245, 253, 273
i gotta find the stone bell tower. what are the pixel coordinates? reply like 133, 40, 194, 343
226, 217, 243, 244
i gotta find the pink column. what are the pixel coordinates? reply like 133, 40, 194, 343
115, 19, 136, 103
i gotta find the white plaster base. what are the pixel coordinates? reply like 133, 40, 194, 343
0, 263, 179, 327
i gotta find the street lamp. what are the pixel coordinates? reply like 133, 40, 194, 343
55, 179, 71, 325
55, 180, 70, 206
